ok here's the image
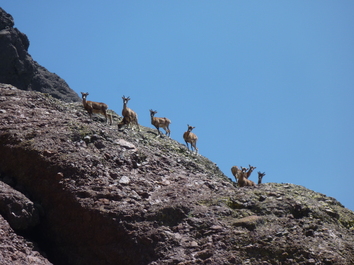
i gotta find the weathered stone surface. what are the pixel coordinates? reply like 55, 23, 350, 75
0, 181, 39, 230
0, 214, 52, 264
0, 8, 80, 103
0, 84, 353, 265
233, 215, 263, 230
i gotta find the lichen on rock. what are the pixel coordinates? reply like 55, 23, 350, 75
0, 84, 353, 264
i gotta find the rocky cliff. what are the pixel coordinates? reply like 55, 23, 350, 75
0, 83, 353, 265
0, 8, 80, 103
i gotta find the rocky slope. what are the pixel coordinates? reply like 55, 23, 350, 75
0, 8, 80, 103
0, 83, 354, 265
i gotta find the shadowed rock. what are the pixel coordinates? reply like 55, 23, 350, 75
0, 8, 80, 102
0, 85, 353, 265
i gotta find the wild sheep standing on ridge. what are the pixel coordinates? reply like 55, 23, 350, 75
81, 92, 112, 124
183, 124, 198, 154
149, 109, 171, 137
118, 96, 140, 131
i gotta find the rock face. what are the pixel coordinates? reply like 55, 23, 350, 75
0, 180, 40, 231
0, 213, 52, 265
0, 83, 354, 265
0, 8, 80, 103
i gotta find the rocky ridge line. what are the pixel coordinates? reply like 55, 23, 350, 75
0, 84, 353, 264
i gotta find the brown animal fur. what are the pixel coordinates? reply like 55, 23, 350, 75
183, 124, 198, 153
246, 165, 257, 179
149, 110, 171, 137
119, 96, 139, 131
81, 92, 112, 124
231, 166, 242, 179
237, 167, 256, 187
231, 165, 256, 187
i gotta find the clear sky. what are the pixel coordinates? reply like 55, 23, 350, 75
2, 2, 354, 211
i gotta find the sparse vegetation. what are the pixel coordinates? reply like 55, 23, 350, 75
1, 85, 354, 264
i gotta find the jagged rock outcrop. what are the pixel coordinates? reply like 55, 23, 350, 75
0, 176, 51, 264
0, 213, 52, 265
0, 8, 80, 103
0, 180, 40, 230
0, 84, 354, 265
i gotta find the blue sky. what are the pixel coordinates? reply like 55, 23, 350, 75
2, 2, 354, 211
